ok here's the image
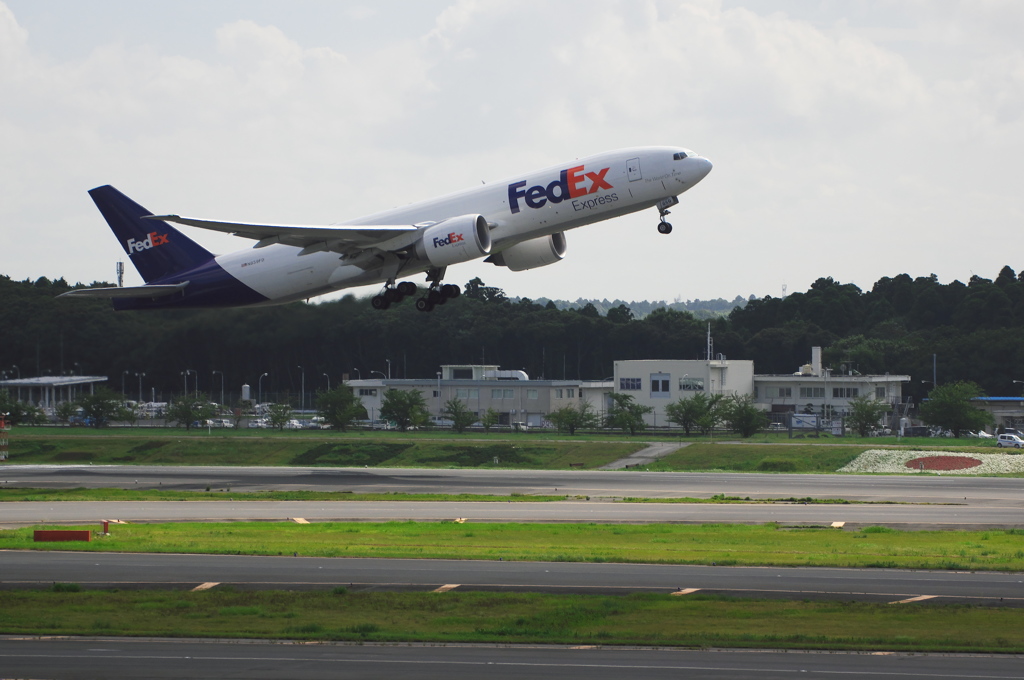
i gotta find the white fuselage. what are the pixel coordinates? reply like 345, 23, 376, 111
218, 146, 711, 304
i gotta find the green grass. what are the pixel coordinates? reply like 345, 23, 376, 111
1, 589, 1022, 652
7, 433, 639, 469
643, 444, 869, 472
5, 521, 1024, 571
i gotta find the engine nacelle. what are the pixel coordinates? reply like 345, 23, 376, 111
416, 214, 492, 267
487, 233, 567, 272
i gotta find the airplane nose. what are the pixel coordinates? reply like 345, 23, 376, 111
697, 157, 713, 179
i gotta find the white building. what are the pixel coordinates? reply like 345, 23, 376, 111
613, 358, 755, 427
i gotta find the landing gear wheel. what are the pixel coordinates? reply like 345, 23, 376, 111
415, 297, 434, 312
397, 281, 417, 297
658, 221, 673, 235
384, 288, 400, 303
441, 284, 460, 298
371, 295, 390, 310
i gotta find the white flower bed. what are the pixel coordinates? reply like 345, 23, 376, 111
839, 449, 1024, 475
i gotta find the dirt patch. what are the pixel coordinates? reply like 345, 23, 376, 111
905, 455, 982, 471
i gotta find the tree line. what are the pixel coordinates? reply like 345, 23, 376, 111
3, 267, 1024, 407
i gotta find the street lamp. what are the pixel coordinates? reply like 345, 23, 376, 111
122, 370, 130, 397
181, 370, 193, 397
323, 373, 330, 391
11, 365, 19, 379
212, 370, 225, 408
258, 372, 268, 407
437, 371, 442, 416
135, 372, 145, 405
386, 359, 392, 380
352, 367, 361, 380
298, 365, 305, 415
370, 370, 386, 379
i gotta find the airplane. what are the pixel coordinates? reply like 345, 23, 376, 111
61, 146, 712, 311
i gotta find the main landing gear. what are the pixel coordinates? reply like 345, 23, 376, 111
370, 280, 417, 310
370, 279, 460, 312
415, 283, 460, 312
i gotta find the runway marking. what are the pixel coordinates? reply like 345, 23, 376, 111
454, 518, 467, 523
192, 582, 220, 591
890, 595, 937, 604
433, 584, 460, 593
291, 518, 309, 524
671, 588, 700, 596
831, 521, 845, 528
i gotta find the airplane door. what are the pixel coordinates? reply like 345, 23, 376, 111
627, 157, 642, 182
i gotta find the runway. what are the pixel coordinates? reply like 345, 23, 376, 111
2, 637, 1022, 680
5, 463, 1024, 505
3, 550, 1023, 605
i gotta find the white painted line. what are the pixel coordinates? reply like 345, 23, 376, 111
671, 588, 701, 596
890, 595, 937, 604
192, 582, 220, 591
432, 584, 460, 593
830, 521, 845, 528
291, 518, 309, 524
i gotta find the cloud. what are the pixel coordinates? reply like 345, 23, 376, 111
0, 0, 1022, 304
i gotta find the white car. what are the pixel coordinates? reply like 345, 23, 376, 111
997, 433, 1024, 448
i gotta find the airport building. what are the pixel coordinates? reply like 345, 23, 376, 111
348, 348, 912, 430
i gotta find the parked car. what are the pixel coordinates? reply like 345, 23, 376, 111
997, 433, 1024, 448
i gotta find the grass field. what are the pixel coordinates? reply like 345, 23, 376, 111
6, 432, 640, 469
5, 521, 1024, 571
2, 589, 1022, 653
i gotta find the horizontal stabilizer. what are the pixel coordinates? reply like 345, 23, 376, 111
58, 282, 189, 299
147, 215, 419, 252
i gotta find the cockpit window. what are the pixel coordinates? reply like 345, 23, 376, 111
673, 149, 696, 160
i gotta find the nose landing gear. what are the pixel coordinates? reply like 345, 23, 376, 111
655, 196, 679, 235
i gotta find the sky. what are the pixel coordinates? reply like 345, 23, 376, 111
2, 0, 1022, 305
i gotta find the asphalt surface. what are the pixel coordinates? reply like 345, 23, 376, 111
5, 463, 1024, 504
3, 551, 1023, 606
2, 637, 1023, 680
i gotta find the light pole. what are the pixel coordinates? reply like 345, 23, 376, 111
323, 373, 330, 391
386, 359, 392, 379
371, 371, 386, 380
437, 371, 442, 416
11, 365, 19, 379
135, 372, 145, 405
213, 370, 224, 408
352, 367, 361, 380
298, 365, 305, 414
122, 370, 130, 397
1013, 380, 1024, 395
258, 372, 268, 408
181, 370, 192, 397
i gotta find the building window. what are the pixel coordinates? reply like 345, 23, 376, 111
833, 387, 859, 398
650, 373, 670, 398
555, 389, 563, 398
620, 378, 641, 391
566, 388, 575, 398
799, 387, 825, 399
527, 389, 538, 399
764, 387, 792, 398
491, 388, 513, 399
452, 368, 473, 379
358, 388, 377, 396
679, 377, 704, 391
457, 388, 480, 399
432, 390, 439, 398
876, 386, 887, 399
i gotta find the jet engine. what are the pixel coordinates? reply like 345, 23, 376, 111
486, 233, 567, 272
416, 215, 492, 267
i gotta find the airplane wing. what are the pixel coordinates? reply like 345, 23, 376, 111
147, 215, 420, 255
58, 282, 189, 299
